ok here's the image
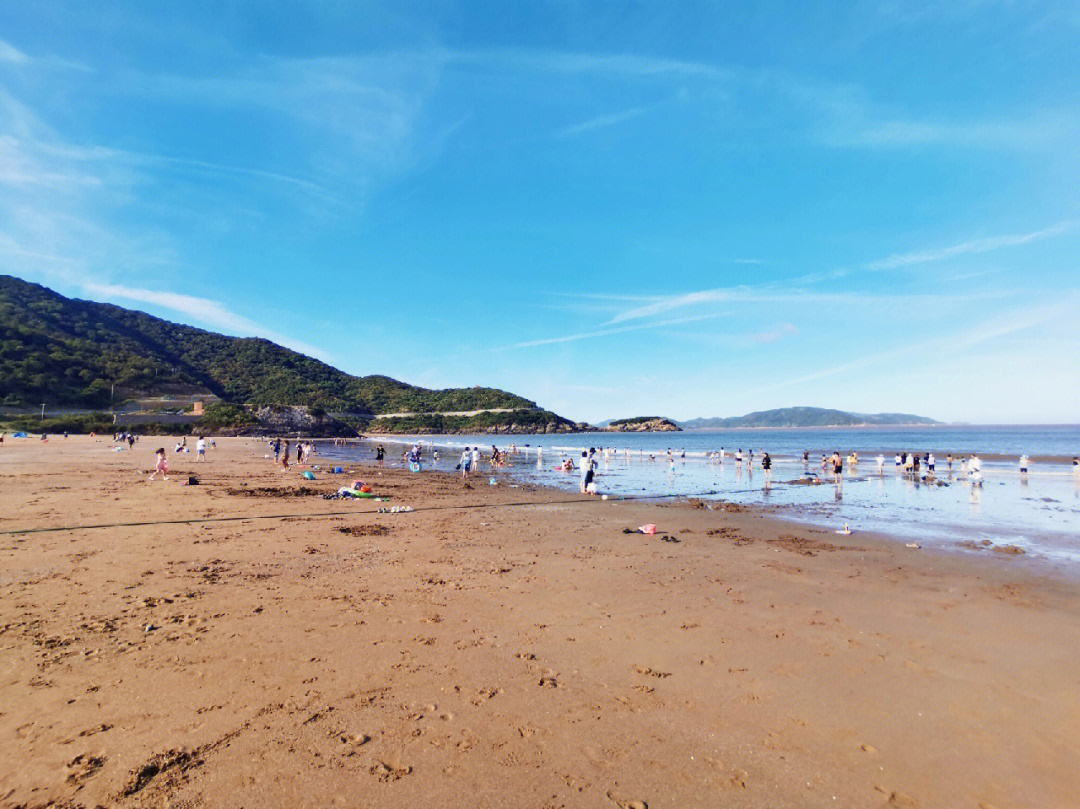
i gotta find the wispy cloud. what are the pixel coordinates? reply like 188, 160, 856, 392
864, 220, 1078, 270
448, 48, 727, 81
606, 285, 1015, 324
0, 39, 29, 64
494, 312, 726, 350
748, 323, 799, 344
557, 106, 649, 137
748, 298, 1076, 392
82, 283, 330, 361
828, 111, 1079, 150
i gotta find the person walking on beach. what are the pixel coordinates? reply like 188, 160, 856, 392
149, 447, 169, 481
830, 451, 843, 484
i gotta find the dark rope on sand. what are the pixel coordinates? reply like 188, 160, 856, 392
0, 487, 740, 537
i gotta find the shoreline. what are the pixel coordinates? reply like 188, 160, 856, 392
2, 436, 1078, 807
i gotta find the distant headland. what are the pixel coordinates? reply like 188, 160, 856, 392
678, 407, 937, 430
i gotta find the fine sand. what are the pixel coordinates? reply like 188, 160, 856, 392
1, 437, 1078, 808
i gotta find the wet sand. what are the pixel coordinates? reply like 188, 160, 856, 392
1, 437, 1078, 808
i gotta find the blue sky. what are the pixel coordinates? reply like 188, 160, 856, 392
3, 1, 1079, 423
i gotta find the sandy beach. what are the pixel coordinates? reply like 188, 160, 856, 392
2, 436, 1078, 808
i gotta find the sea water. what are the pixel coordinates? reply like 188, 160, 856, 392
323, 425, 1080, 563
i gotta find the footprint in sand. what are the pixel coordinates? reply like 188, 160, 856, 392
65, 753, 106, 784
340, 733, 370, 746
369, 761, 412, 782
605, 793, 648, 809
860, 743, 879, 754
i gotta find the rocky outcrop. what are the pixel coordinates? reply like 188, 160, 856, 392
250, 406, 358, 438
603, 418, 681, 432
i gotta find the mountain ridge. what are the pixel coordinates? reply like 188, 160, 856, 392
679, 407, 936, 430
0, 276, 548, 422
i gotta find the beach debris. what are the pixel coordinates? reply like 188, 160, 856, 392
836, 523, 852, 535
338, 525, 390, 537
992, 545, 1026, 555
906, 542, 921, 549
659, 535, 681, 543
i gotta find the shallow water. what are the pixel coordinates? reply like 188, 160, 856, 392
321, 425, 1080, 562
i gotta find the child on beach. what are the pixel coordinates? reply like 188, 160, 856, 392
149, 448, 169, 481
196, 436, 206, 462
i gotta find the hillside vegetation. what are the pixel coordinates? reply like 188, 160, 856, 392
0, 276, 536, 416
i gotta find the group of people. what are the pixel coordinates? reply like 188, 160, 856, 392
268, 437, 316, 469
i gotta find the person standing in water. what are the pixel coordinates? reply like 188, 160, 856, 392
830, 451, 843, 484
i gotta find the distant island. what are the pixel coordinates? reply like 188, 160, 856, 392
602, 417, 681, 432
679, 407, 937, 430
0, 276, 578, 436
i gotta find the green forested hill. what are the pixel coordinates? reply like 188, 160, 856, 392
0, 275, 537, 414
